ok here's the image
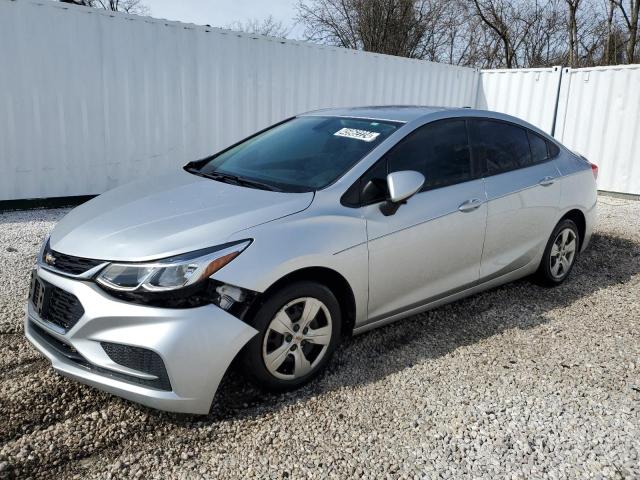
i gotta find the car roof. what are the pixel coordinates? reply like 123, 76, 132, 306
300, 105, 459, 123
299, 105, 554, 140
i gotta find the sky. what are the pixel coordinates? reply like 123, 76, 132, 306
143, 0, 303, 38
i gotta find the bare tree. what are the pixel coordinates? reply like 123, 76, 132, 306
614, 0, 640, 62
471, 0, 517, 67
59, 0, 149, 15
419, 0, 469, 63
602, 0, 632, 64
296, 0, 358, 49
605, 0, 617, 63
297, 0, 607, 68
470, 0, 549, 68
580, 17, 609, 65
296, 0, 448, 59
564, 0, 583, 66
522, 1, 566, 67
225, 16, 290, 38
354, 0, 443, 59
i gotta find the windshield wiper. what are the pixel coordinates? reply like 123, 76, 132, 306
233, 176, 284, 192
186, 167, 282, 192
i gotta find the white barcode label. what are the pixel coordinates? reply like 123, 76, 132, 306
333, 127, 380, 142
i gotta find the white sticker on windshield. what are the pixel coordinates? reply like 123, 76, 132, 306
334, 127, 380, 142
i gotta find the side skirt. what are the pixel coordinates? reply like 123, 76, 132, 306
352, 262, 538, 335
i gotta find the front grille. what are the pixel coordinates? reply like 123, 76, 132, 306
43, 243, 104, 276
28, 321, 172, 392
32, 275, 44, 308
46, 285, 85, 331
30, 277, 85, 332
101, 343, 171, 391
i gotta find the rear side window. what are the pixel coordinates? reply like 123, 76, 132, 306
528, 131, 550, 164
387, 119, 472, 189
547, 141, 560, 157
469, 119, 531, 175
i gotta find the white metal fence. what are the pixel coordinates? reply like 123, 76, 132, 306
555, 65, 640, 195
478, 64, 640, 195
0, 0, 638, 201
0, 0, 479, 201
476, 66, 562, 135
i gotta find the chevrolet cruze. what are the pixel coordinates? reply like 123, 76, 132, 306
25, 106, 598, 414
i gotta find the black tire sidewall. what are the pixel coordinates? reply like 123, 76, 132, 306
241, 281, 342, 391
538, 219, 580, 286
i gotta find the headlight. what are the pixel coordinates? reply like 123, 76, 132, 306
96, 240, 251, 292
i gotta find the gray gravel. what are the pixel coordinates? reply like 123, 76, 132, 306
1, 196, 639, 479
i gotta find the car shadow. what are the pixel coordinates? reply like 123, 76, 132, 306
155, 231, 640, 426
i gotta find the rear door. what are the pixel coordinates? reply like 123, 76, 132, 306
364, 119, 487, 321
468, 119, 562, 280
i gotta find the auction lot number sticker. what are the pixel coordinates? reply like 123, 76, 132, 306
334, 127, 381, 142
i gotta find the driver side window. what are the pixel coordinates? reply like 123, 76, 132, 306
387, 119, 472, 189
341, 119, 474, 207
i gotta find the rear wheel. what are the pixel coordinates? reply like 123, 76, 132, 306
535, 219, 580, 286
241, 281, 342, 391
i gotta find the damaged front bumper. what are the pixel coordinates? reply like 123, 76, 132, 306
24, 266, 258, 414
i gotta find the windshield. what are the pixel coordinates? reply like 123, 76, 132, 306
189, 116, 400, 192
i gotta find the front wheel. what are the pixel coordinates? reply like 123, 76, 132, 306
241, 281, 342, 391
535, 219, 580, 286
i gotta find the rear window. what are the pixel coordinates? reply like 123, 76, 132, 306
547, 140, 560, 158
528, 131, 550, 164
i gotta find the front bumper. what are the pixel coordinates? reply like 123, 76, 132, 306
24, 266, 257, 414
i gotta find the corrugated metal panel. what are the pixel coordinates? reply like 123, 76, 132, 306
555, 65, 640, 195
0, 0, 479, 201
476, 67, 562, 134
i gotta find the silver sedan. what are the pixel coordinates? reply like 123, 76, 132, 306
25, 106, 598, 414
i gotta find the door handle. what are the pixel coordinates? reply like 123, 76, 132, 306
539, 176, 555, 186
458, 198, 483, 212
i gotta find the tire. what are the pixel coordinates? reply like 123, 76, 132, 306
241, 281, 342, 391
534, 219, 580, 287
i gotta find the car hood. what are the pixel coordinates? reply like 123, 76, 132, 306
49, 169, 314, 261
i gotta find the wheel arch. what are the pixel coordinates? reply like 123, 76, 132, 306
559, 208, 586, 249
245, 267, 357, 337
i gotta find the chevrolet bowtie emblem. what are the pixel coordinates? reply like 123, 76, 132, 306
44, 252, 56, 265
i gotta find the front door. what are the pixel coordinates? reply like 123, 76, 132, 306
363, 119, 488, 322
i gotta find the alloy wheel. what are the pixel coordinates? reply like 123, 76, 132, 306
549, 227, 577, 279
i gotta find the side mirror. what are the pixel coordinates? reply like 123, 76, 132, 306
387, 170, 425, 203
381, 170, 425, 216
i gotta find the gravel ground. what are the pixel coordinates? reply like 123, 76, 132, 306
0, 196, 639, 479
